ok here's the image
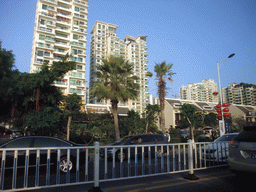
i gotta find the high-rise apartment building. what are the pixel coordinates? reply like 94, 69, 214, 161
89, 21, 150, 114
180, 79, 218, 102
30, 0, 88, 101
223, 83, 256, 106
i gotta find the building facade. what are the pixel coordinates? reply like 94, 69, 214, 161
30, 0, 88, 101
89, 21, 150, 114
223, 83, 256, 106
180, 79, 218, 102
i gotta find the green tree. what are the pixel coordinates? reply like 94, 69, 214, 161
25, 106, 64, 136
204, 112, 218, 127
154, 61, 175, 133
63, 93, 82, 140
143, 104, 161, 133
90, 55, 140, 140
179, 103, 198, 142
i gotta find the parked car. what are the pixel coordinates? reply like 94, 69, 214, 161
100, 134, 169, 161
228, 126, 256, 174
202, 133, 239, 162
0, 136, 89, 173
180, 130, 189, 138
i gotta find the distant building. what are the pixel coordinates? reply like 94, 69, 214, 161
222, 83, 256, 106
30, 0, 89, 102
180, 79, 218, 102
89, 21, 150, 114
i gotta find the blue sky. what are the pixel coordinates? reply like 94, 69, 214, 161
0, 0, 255, 98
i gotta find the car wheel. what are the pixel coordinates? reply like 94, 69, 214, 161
60, 157, 74, 173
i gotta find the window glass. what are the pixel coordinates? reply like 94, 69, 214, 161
77, 65, 82, 70
44, 52, 50, 57
154, 135, 164, 141
42, 4, 47, 10
73, 34, 78, 40
38, 51, 44, 56
75, 6, 79, 12
234, 128, 256, 142
4, 138, 33, 148
70, 80, 76, 86
39, 35, 45, 40
34, 138, 58, 147
142, 135, 155, 142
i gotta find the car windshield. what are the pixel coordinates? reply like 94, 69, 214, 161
214, 134, 238, 142
115, 137, 130, 144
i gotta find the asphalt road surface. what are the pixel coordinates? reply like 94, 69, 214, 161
26, 166, 255, 192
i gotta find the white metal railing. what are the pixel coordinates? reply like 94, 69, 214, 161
0, 140, 229, 191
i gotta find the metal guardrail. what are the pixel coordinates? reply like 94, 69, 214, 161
0, 141, 229, 191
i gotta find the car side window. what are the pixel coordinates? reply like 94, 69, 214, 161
4, 138, 33, 148
142, 135, 155, 142
34, 138, 58, 147
154, 135, 164, 141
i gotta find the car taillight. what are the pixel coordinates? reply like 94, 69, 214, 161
230, 140, 240, 148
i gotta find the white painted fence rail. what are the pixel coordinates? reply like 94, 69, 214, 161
0, 140, 229, 191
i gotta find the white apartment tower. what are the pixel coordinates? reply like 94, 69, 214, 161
180, 79, 218, 102
30, 0, 88, 101
89, 21, 150, 114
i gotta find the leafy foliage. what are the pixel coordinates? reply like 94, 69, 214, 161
154, 61, 175, 133
90, 55, 140, 140
25, 106, 64, 136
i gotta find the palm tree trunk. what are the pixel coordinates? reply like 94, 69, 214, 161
112, 100, 120, 140
67, 115, 72, 141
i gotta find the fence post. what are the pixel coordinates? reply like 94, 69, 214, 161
184, 139, 199, 180
89, 142, 103, 192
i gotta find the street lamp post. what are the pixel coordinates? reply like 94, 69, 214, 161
217, 53, 235, 136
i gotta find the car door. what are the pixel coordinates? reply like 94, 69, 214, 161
1, 137, 33, 168
141, 135, 156, 155
33, 137, 59, 166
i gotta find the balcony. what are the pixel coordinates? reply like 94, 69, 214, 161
55, 33, 69, 40
72, 27, 86, 34
55, 40, 69, 48
70, 41, 85, 48
73, 0, 88, 7
54, 49, 68, 56
56, 11, 71, 20
40, 11, 56, 20
41, 0, 57, 5
38, 27, 54, 35
57, 4, 70, 11
56, 16, 71, 25
58, 0, 71, 5
55, 25, 70, 33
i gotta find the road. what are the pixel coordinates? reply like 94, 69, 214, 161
27, 166, 255, 192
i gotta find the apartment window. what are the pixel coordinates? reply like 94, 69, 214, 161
42, 4, 47, 10
73, 34, 78, 39
72, 49, 77, 54
75, 6, 79, 12
98, 24, 101, 29
37, 51, 44, 56
102, 25, 105, 29
70, 80, 76, 86
77, 57, 82, 62
39, 35, 45, 40
77, 65, 83, 70
44, 52, 50, 57
74, 20, 79, 25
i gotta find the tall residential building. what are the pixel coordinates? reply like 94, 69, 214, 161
30, 0, 88, 101
223, 83, 256, 106
89, 21, 150, 114
180, 79, 218, 102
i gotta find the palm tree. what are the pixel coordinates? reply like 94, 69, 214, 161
90, 55, 140, 140
154, 61, 175, 134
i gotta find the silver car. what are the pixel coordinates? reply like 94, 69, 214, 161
228, 126, 256, 173
202, 133, 239, 162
